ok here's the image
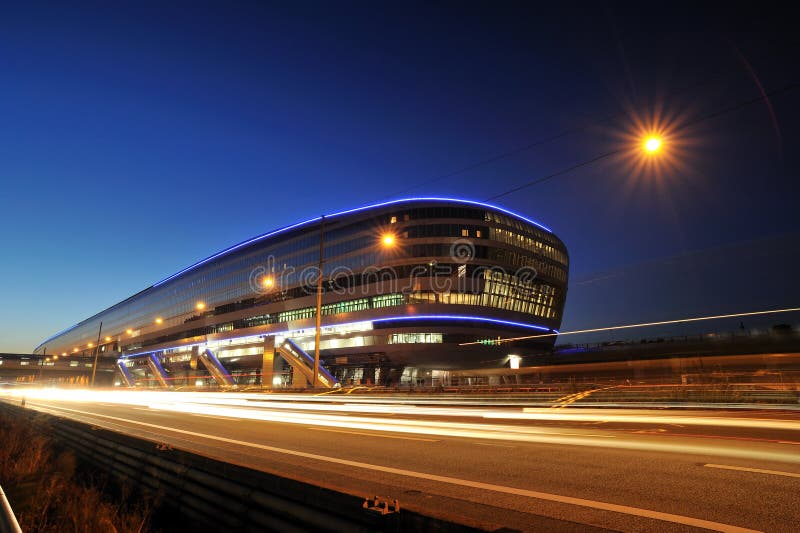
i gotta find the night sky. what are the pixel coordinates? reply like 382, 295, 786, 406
1, 2, 798, 352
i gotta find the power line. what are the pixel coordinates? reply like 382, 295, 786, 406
485, 83, 799, 201
382, 52, 782, 199
459, 307, 800, 346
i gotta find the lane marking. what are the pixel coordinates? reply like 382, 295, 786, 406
551, 386, 618, 409
28, 402, 760, 533
307, 427, 438, 442
191, 413, 240, 421
634, 431, 800, 446
704, 464, 800, 478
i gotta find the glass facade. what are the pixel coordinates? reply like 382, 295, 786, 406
34, 198, 568, 368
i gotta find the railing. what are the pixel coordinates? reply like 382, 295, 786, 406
0, 483, 22, 533
0, 404, 469, 532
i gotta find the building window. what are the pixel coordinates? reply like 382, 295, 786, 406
389, 333, 443, 344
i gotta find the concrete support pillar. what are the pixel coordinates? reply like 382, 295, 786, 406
262, 336, 276, 388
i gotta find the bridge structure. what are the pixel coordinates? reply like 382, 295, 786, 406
115, 339, 339, 390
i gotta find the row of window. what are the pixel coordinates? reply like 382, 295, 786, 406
39, 206, 564, 355
491, 227, 568, 265
406, 291, 557, 319
489, 248, 568, 283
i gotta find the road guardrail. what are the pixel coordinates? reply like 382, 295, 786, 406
0, 483, 22, 533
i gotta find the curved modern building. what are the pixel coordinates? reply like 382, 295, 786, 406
34, 198, 568, 387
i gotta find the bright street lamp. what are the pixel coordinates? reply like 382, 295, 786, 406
381, 233, 396, 247
644, 136, 662, 153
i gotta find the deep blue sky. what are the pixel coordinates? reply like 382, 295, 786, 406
1, 2, 798, 352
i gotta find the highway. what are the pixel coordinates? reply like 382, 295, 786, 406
2, 389, 799, 532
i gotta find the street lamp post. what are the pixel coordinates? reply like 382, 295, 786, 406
38, 347, 47, 383
90, 321, 103, 387
312, 216, 325, 389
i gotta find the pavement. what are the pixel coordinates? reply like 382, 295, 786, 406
2, 389, 799, 532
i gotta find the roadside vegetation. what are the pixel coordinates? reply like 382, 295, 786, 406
0, 409, 150, 532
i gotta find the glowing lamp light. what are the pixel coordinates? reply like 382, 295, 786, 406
61, 352, 66, 357
72, 348, 79, 353
261, 276, 275, 289
155, 317, 163, 325
509, 354, 521, 370
644, 136, 662, 153
104, 336, 111, 342
87, 343, 94, 348
126, 329, 133, 335
381, 234, 396, 247
196, 302, 206, 311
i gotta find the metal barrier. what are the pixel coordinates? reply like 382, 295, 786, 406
0, 484, 22, 533
0, 404, 476, 532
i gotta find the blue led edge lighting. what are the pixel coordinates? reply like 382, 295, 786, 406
153, 197, 553, 288
40, 197, 555, 350
34, 323, 82, 351
371, 315, 550, 331
119, 314, 554, 359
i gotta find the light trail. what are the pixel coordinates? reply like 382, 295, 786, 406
459, 307, 800, 345
9, 402, 765, 533
18, 399, 800, 469
3, 389, 800, 447
3, 389, 800, 429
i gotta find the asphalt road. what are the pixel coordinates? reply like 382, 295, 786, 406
3, 390, 799, 532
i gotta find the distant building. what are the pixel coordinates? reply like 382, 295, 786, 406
34, 198, 568, 387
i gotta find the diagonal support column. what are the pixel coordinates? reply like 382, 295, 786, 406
146, 353, 170, 388
116, 358, 135, 387
276, 338, 338, 389
198, 348, 235, 388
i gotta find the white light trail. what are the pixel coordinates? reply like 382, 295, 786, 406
459, 307, 800, 345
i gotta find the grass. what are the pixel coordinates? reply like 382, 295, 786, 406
0, 410, 151, 532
